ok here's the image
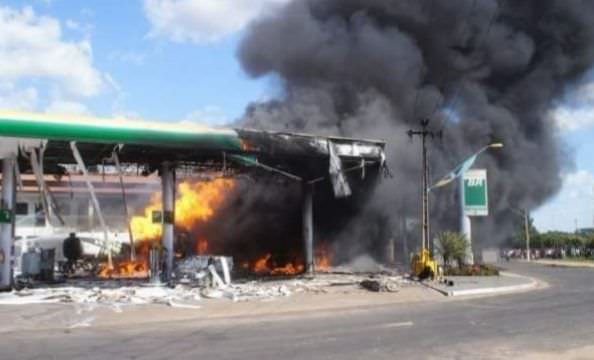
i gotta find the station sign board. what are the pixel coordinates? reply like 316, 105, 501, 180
0, 209, 12, 224
463, 169, 488, 216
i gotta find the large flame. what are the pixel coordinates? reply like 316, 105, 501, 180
98, 177, 335, 279
99, 178, 234, 278
130, 178, 235, 242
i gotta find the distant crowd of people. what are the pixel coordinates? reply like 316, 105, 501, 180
502, 246, 594, 260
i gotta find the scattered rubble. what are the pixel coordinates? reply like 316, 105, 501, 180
0, 272, 410, 308
360, 278, 400, 293
173, 256, 233, 286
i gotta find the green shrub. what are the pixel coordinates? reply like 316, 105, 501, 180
444, 264, 500, 276
436, 232, 469, 268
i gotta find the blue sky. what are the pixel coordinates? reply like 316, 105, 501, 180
2, 0, 594, 233
2, 0, 274, 122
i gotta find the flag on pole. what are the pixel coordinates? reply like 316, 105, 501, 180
429, 153, 478, 191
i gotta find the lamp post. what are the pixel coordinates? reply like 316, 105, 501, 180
458, 143, 502, 264
429, 142, 503, 264
511, 207, 531, 262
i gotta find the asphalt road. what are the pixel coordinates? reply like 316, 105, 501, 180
3, 262, 594, 360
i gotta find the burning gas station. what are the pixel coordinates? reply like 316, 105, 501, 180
0, 111, 390, 300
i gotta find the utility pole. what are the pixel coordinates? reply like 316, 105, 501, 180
407, 119, 441, 254
524, 209, 531, 262
511, 207, 532, 262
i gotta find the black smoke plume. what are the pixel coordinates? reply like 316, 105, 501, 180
222, 0, 594, 263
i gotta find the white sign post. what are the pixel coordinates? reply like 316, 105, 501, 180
460, 169, 489, 264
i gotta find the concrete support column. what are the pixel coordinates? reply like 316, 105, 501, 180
459, 177, 473, 264
401, 215, 409, 266
161, 162, 175, 281
302, 182, 314, 275
87, 197, 94, 230
1, 157, 16, 289
385, 237, 395, 265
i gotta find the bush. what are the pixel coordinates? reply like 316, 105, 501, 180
444, 264, 500, 276
436, 232, 469, 268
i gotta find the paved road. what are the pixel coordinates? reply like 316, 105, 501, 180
3, 262, 594, 359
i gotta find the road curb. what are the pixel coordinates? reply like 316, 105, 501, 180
423, 272, 539, 297
531, 259, 594, 269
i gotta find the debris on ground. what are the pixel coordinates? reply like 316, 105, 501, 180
173, 256, 233, 286
360, 278, 400, 292
0, 272, 410, 308
0, 285, 203, 308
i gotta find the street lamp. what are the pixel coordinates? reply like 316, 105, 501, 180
510, 207, 531, 262
429, 142, 504, 264
429, 142, 503, 191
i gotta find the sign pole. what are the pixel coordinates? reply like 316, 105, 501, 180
524, 210, 531, 262
459, 176, 473, 264
461, 169, 488, 265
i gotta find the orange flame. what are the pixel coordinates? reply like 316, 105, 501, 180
98, 260, 149, 279
196, 237, 208, 255
253, 254, 272, 274
271, 262, 304, 275
315, 243, 333, 272
99, 178, 234, 279
129, 178, 235, 242
247, 243, 333, 276
249, 254, 305, 276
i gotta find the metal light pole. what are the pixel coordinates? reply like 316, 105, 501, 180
511, 207, 531, 261
524, 210, 531, 262
459, 143, 502, 264
429, 142, 503, 264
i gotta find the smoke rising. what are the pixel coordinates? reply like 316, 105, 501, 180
231, 0, 594, 260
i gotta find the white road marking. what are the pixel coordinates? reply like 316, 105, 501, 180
377, 321, 414, 329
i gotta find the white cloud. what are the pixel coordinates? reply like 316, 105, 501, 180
0, 6, 104, 97
553, 79, 594, 132
561, 170, 594, 200
108, 50, 146, 66
552, 106, 594, 132
143, 0, 290, 43
65, 19, 94, 38
0, 82, 38, 110
184, 106, 231, 126
45, 99, 89, 115
533, 170, 594, 232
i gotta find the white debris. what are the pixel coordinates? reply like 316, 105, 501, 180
220, 257, 231, 285
68, 316, 95, 329
0, 285, 202, 308
0, 273, 408, 308
208, 265, 227, 289
201, 288, 224, 299
167, 300, 202, 309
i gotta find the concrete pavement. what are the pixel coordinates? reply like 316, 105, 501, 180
534, 258, 594, 268
428, 271, 542, 296
2, 262, 594, 359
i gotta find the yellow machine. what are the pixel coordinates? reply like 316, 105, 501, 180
411, 248, 440, 280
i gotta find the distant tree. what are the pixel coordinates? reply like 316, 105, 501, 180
511, 213, 539, 248
532, 231, 588, 250
436, 232, 469, 269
